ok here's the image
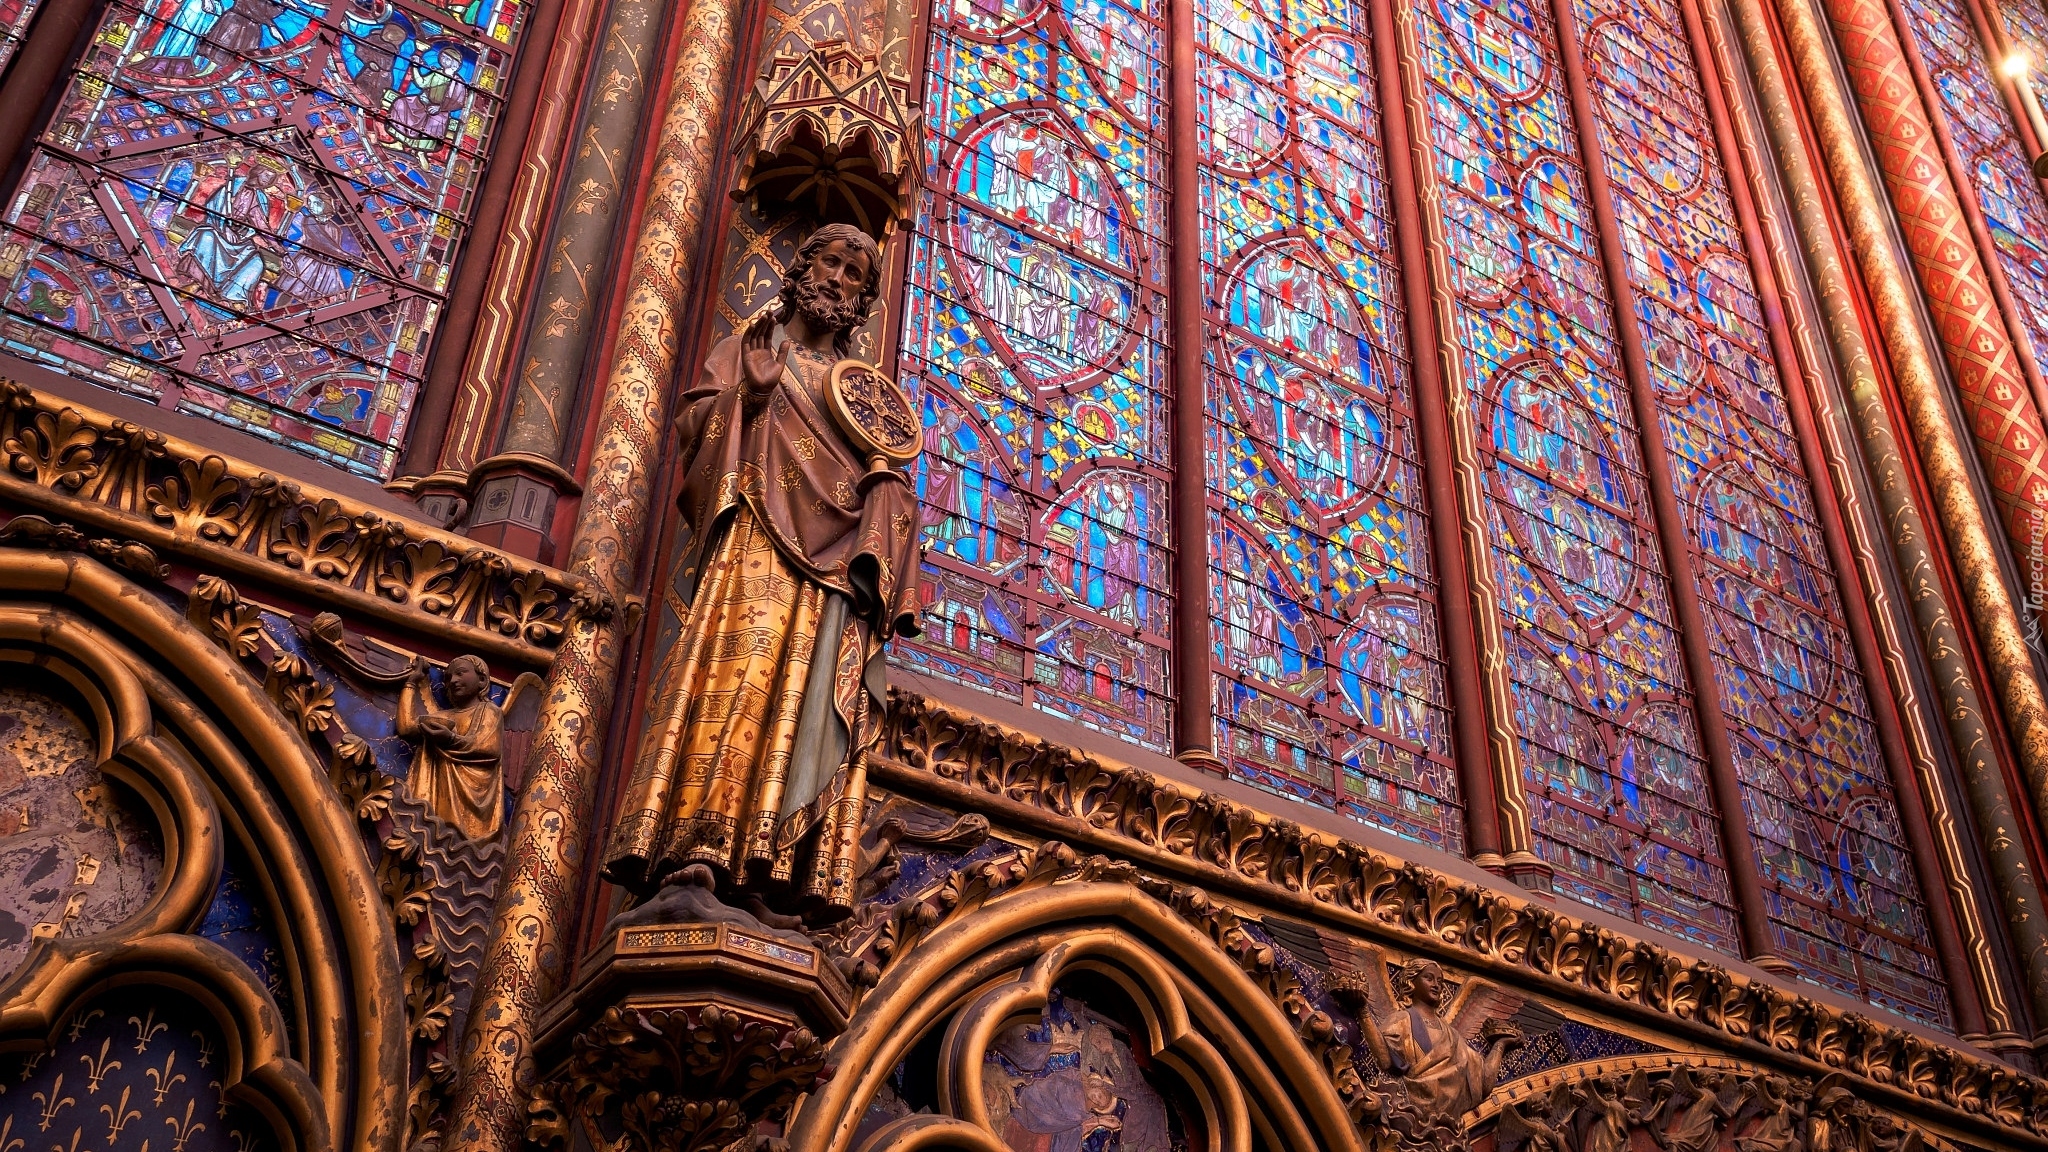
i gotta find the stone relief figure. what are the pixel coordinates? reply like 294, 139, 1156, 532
398, 656, 540, 841
1334, 957, 1523, 1149
604, 222, 923, 925
1643, 1066, 1734, 1152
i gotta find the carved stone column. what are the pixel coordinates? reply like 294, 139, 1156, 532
462, 0, 678, 560
1791, 0, 2048, 862
443, 0, 749, 1142
1716, 0, 2032, 1050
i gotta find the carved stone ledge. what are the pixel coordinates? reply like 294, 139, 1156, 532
0, 381, 609, 667
527, 922, 852, 1152
874, 688, 2048, 1148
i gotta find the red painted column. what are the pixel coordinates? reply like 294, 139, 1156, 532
1676, 0, 1985, 1031
1820, 0, 2048, 858
1369, 0, 1506, 868
1169, 0, 1214, 770
1544, 0, 1781, 964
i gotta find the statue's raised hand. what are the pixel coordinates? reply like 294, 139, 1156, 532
741, 313, 783, 400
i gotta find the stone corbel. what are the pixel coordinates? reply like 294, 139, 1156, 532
525, 887, 853, 1152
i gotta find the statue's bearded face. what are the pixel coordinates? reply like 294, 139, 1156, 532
793, 238, 875, 334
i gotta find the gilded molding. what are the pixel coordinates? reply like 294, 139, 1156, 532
0, 380, 608, 669
869, 689, 2048, 1147
445, 0, 748, 1140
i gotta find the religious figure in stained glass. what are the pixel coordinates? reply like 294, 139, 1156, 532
607, 225, 923, 921
899, 0, 1175, 750
0, 0, 518, 477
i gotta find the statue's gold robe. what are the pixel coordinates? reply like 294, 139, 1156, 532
603, 327, 920, 919
398, 690, 504, 841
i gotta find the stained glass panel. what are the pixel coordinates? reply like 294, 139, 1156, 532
1197, 0, 1460, 847
899, 0, 1175, 749
1577, 0, 1944, 1024
0, 0, 518, 479
1420, 0, 1737, 948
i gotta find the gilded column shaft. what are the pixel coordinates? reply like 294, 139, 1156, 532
435, 0, 614, 477
1704, 0, 2017, 1038
496, 0, 672, 463
1802, 0, 2048, 841
446, 0, 745, 1142
1766, 0, 2048, 1033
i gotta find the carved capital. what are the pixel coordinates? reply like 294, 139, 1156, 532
529, 922, 853, 1152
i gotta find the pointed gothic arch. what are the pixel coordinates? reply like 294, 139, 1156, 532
0, 549, 405, 1151
787, 879, 1363, 1152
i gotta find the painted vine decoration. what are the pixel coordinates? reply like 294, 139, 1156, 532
876, 690, 2048, 1142
0, 380, 611, 666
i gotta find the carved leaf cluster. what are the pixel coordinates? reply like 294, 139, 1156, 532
528, 1005, 826, 1152
0, 381, 611, 653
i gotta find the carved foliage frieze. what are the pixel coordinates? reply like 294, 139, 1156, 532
0, 381, 610, 666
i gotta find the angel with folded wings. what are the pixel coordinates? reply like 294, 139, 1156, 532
1332, 956, 1525, 1145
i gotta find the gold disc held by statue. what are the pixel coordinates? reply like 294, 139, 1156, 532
827, 359, 921, 468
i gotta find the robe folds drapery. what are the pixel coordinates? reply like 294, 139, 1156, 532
603, 327, 921, 919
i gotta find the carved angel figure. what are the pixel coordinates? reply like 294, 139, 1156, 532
1333, 957, 1524, 1147
1731, 1075, 1805, 1152
1644, 1066, 1734, 1152
398, 657, 540, 841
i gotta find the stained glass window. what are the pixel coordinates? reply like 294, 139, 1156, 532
1419, 0, 1736, 948
0, 0, 527, 479
1908, 0, 2048, 408
1197, 0, 1458, 846
1576, 0, 1943, 1023
0, 0, 44, 74
897, 0, 1955, 1024
900, 0, 1176, 748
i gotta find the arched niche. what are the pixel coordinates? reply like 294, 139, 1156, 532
0, 550, 405, 1152
787, 880, 1363, 1152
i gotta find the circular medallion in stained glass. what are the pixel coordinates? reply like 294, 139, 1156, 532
829, 359, 922, 467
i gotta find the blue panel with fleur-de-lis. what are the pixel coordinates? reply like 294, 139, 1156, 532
0, 986, 276, 1151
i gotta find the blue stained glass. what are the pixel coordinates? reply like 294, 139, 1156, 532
1423, 0, 1737, 948
1580, 0, 1944, 1023
0, 0, 520, 478
900, 0, 1175, 750
1199, 0, 1460, 849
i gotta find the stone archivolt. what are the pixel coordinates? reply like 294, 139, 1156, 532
0, 380, 609, 670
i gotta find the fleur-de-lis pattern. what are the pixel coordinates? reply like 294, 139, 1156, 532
0, 988, 275, 1151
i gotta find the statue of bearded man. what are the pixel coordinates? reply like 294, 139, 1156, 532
603, 223, 923, 924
